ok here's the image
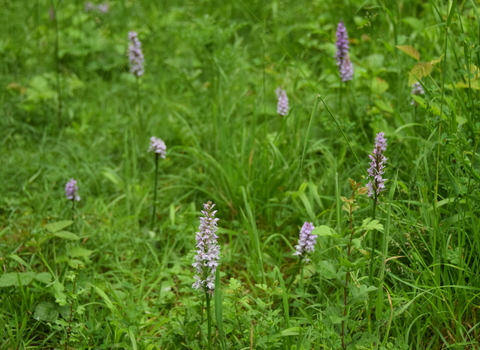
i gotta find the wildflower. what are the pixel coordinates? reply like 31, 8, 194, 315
411, 82, 424, 105
366, 132, 388, 198
275, 87, 289, 116
335, 21, 354, 82
65, 179, 81, 202
84, 2, 95, 12
339, 55, 354, 82
97, 3, 109, 13
128, 31, 145, 77
192, 202, 220, 292
148, 136, 167, 158
293, 222, 317, 261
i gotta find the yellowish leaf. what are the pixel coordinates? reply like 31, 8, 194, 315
408, 62, 433, 85
454, 81, 480, 90
429, 54, 444, 65
396, 45, 420, 60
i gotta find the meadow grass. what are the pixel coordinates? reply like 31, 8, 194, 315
1, 0, 480, 349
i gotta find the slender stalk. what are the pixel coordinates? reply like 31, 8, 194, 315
136, 75, 143, 132
367, 193, 378, 335
299, 257, 304, 291
342, 189, 356, 350
70, 200, 75, 221
65, 272, 78, 350
368, 194, 378, 284
151, 153, 159, 230
206, 293, 212, 350
339, 81, 343, 113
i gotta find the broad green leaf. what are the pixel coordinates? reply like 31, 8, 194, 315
33, 301, 59, 322
339, 258, 356, 269
68, 259, 85, 269
317, 260, 341, 280
328, 314, 347, 324
34, 272, 52, 284
370, 77, 389, 95
396, 45, 420, 60
54, 231, 80, 240
0, 272, 36, 287
44, 221, 73, 233
68, 247, 93, 257
373, 99, 394, 113
52, 281, 67, 305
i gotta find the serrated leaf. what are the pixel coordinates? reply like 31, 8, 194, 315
54, 231, 80, 240
44, 221, 73, 233
34, 272, 52, 284
396, 45, 420, 60
0, 272, 36, 287
68, 259, 85, 269
409, 62, 432, 85
68, 247, 93, 257
311, 225, 338, 237
33, 301, 59, 322
361, 218, 384, 231
352, 238, 362, 249
228, 278, 242, 291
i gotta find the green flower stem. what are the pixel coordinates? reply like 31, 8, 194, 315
151, 153, 159, 230
342, 191, 356, 350
367, 193, 378, 334
299, 257, 304, 291
368, 194, 378, 284
206, 292, 212, 350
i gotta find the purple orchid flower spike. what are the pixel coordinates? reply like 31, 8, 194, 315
366, 132, 388, 199
192, 202, 221, 292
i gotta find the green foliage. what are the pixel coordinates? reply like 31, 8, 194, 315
2, 0, 480, 349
